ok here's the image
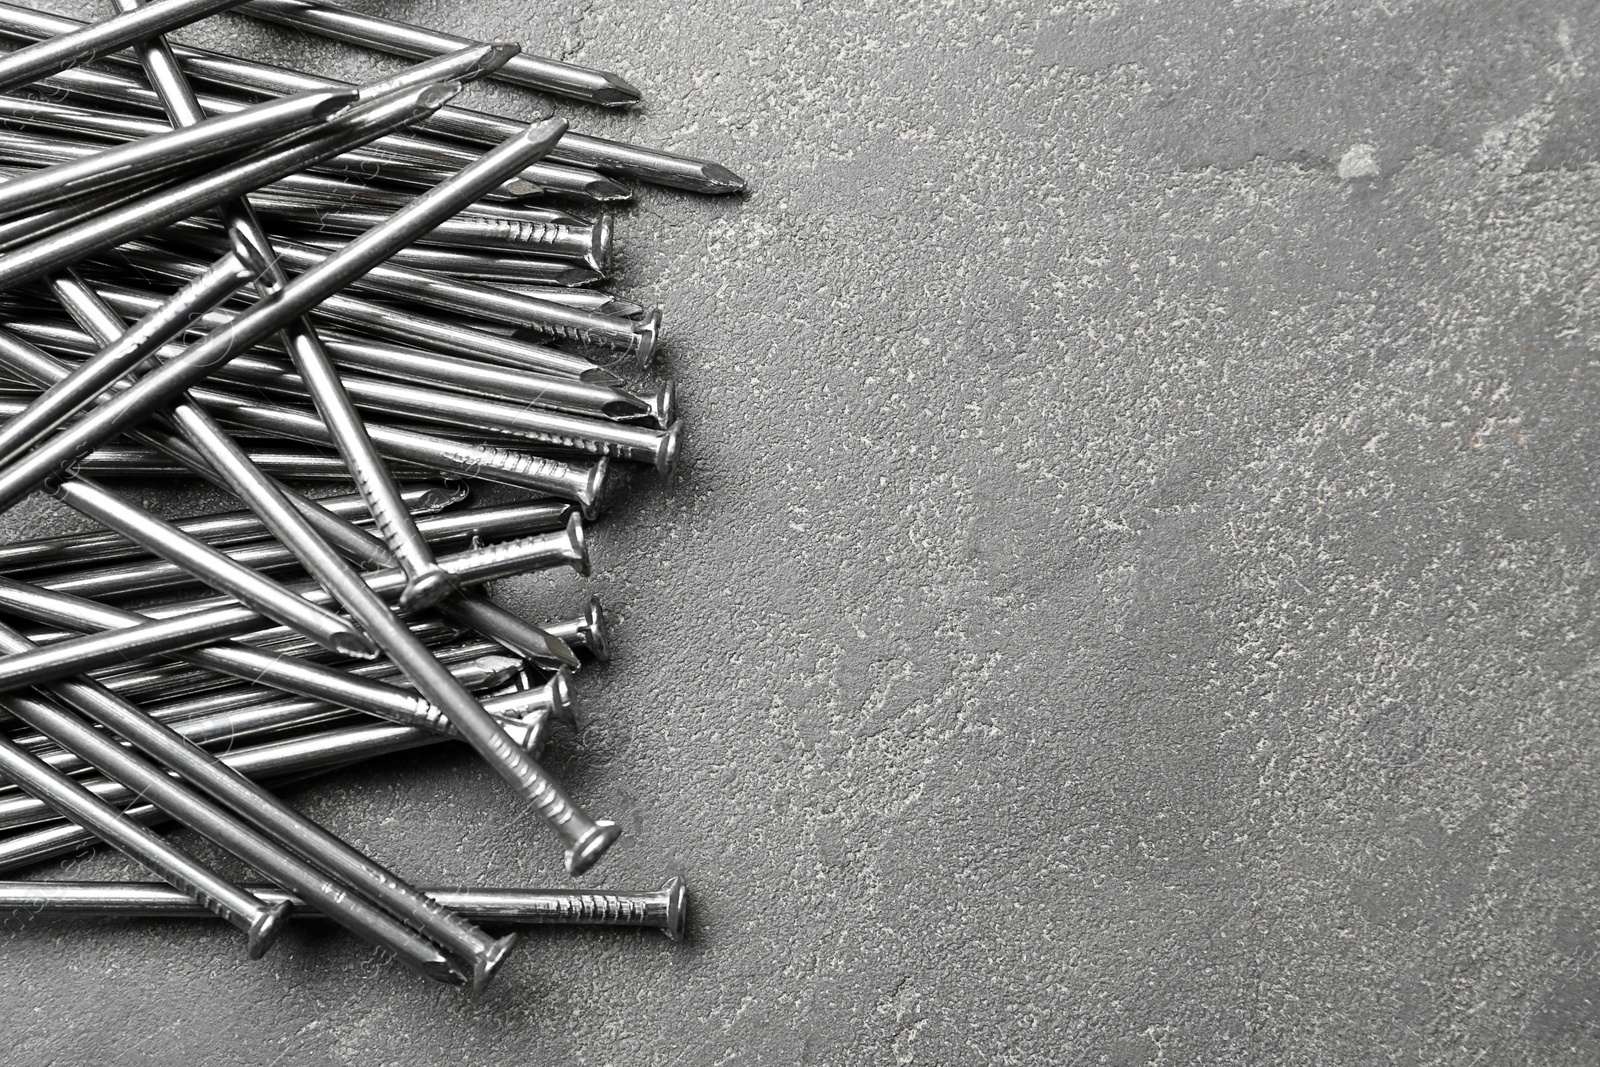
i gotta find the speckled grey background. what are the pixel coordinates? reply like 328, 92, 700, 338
0, 0, 1596, 1063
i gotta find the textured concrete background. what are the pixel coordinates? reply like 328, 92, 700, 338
0, 0, 1597, 1063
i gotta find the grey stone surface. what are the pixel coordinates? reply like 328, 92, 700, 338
0, 0, 1597, 1063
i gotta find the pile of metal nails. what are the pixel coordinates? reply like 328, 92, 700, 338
0, 0, 737, 989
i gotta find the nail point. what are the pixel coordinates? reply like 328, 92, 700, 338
593, 72, 643, 107
700, 162, 747, 193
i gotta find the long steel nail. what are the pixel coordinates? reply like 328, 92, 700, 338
3, 643, 521, 751
261, 173, 590, 226
154, 337, 676, 469
59, 290, 652, 419
2, 641, 518, 742
0, 876, 687, 938
322, 383, 682, 473
177, 388, 610, 513
170, 231, 647, 356
32, 502, 575, 601
326, 130, 633, 201
13, 443, 436, 483
0, 482, 459, 575
237, 0, 642, 106
0, 80, 463, 293
45, 478, 374, 658
0, 708, 550, 833
120, 234, 608, 381
170, 230, 604, 295
341, 242, 604, 286
0, 101, 534, 204
0, 88, 354, 221
11, 499, 564, 594
253, 199, 604, 265
0, 0, 257, 93
0, 726, 291, 958
6, 655, 544, 790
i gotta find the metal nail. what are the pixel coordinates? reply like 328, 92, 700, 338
317, 382, 682, 473
195, 387, 611, 513
0, 0, 256, 94
0, 88, 354, 221
0, 80, 463, 294
0, 482, 460, 575
0, 875, 687, 938
117, 244, 610, 380
237, 0, 641, 106
59, 288, 652, 420
26, 619, 467, 705
254, 199, 605, 265
143, 229, 623, 338
0, 708, 552, 832
29, 500, 571, 600
349, 243, 604, 286
257, 178, 591, 227
330, 134, 633, 202
45, 477, 374, 658
7, 654, 541, 783
10, 497, 561, 590
10, 442, 437, 483
192, 230, 649, 355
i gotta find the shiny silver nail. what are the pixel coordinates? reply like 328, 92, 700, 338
237, 0, 642, 107
0, 88, 353, 220
0, 80, 463, 293
0, 875, 687, 938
